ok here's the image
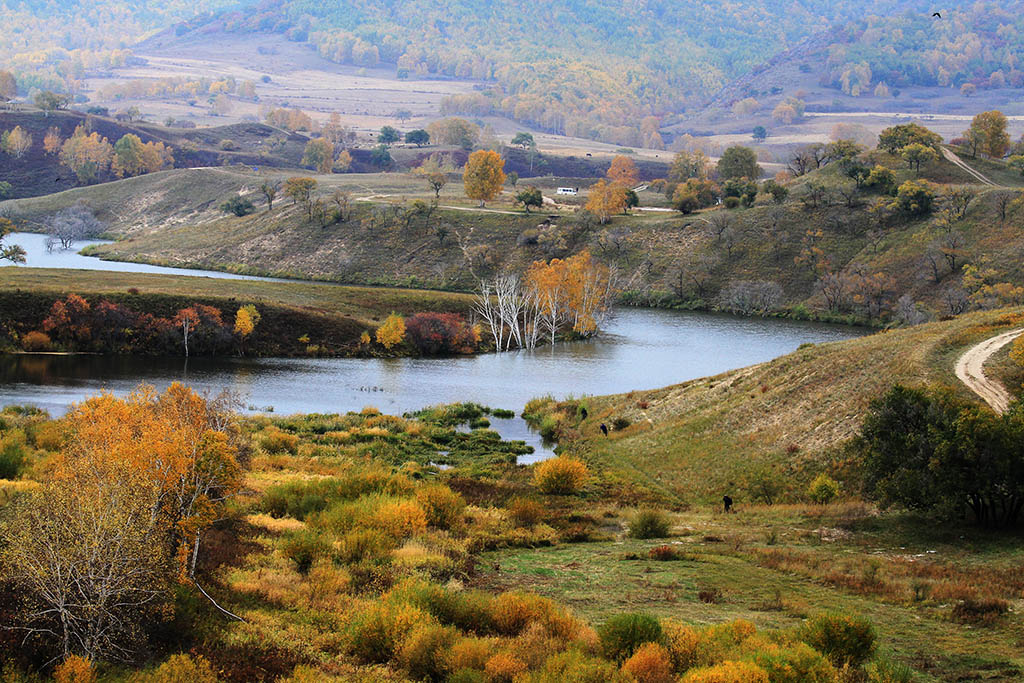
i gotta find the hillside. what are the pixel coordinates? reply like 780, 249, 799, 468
5, 144, 1024, 326
0, 109, 312, 199
527, 307, 1024, 505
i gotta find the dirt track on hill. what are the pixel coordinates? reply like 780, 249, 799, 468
955, 328, 1024, 413
941, 148, 997, 186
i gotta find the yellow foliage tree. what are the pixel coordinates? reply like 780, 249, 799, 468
585, 179, 628, 223
606, 154, 640, 186
60, 126, 113, 183
463, 149, 506, 206
1011, 335, 1024, 368
1, 125, 32, 158
43, 126, 63, 155
234, 304, 261, 355
376, 312, 406, 349
302, 138, 335, 174
336, 148, 353, 172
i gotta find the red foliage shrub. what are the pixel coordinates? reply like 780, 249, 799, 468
404, 313, 478, 355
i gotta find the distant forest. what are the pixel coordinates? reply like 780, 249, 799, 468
2, 1, 1023, 145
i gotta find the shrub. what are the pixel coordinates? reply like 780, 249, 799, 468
0, 434, 28, 479
698, 586, 723, 604
416, 485, 465, 529
682, 661, 769, 683
749, 643, 836, 683
405, 313, 479, 354
630, 509, 671, 539
798, 613, 877, 667
950, 597, 1009, 625
221, 196, 256, 216
807, 474, 839, 504
622, 642, 675, 683
345, 601, 431, 663
892, 180, 935, 215
534, 650, 625, 682
280, 529, 330, 574
446, 636, 496, 672
489, 592, 552, 636
449, 670, 487, 683
662, 619, 701, 671
508, 497, 546, 527
599, 612, 664, 662
261, 426, 299, 454
21, 331, 52, 351
374, 499, 428, 539
533, 456, 588, 495
397, 622, 459, 681
648, 545, 683, 561
54, 655, 95, 683
612, 417, 632, 430
139, 654, 220, 683
866, 657, 916, 682
485, 652, 529, 682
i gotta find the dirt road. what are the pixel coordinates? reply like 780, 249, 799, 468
955, 328, 1024, 413
940, 148, 997, 186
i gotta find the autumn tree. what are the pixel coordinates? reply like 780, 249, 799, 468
302, 138, 335, 174
34, 90, 70, 113
515, 186, 543, 213
284, 177, 317, 218
427, 117, 479, 149
43, 127, 63, 155
233, 304, 260, 355
585, 179, 628, 223
1, 384, 242, 661
463, 149, 506, 206
607, 155, 640, 186
111, 134, 147, 177
336, 148, 353, 172
671, 178, 720, 214
965, 110, 1011, 159
376, 313, 406, 349
668, 150, 709, 183
877, 123, 942, 154
1, 125, 32, 158
901, 142, 938, 173
60, 126, 113, 184
416, 158, 448, 198
717, 146, 761, 180
0, 70, 16, 102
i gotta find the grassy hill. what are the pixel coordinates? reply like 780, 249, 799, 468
0, 109, 314, 199
6, 145, 1023, 326
526, 307, 1024, 506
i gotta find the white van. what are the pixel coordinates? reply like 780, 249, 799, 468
556, 187, 578, 196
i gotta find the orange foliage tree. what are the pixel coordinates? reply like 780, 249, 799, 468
1, 384, 241, 661
606, 155, 639, 186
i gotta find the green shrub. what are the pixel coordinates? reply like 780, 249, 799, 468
630, 509, 671, 539
534, 650, 625, 682
807, 474, 839, 504
0, 434, 28, 479
598, 612, 664, 661
448, 670, 487, 683
866, 657, 916, 682
612, 417, 632, 430
280, 529, 330, 574
749, 643, 835, 683
797, 613, 877, 667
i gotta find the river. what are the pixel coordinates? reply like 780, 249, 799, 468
1, 233, 867, 461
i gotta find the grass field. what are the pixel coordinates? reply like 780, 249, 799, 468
525, 308, 1024, 506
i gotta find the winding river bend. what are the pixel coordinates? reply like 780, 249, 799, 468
1, 233, 866, 459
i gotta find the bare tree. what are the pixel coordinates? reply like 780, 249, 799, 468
992, 190, 1018, 225
701, 211, 733, 242
895, 294, 930, 326
942, 287, 969, 316
816, 272, 852, 312
717, 280, 783, 315
45, 203, 104, 251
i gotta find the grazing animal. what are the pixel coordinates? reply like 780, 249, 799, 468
600, 423, 608, 436
580, 407, 588, 420
723, 495, 733, 513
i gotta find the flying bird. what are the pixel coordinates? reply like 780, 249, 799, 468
932, 12, 941, 18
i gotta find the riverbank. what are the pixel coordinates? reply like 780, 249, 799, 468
0, 268, 476, 358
